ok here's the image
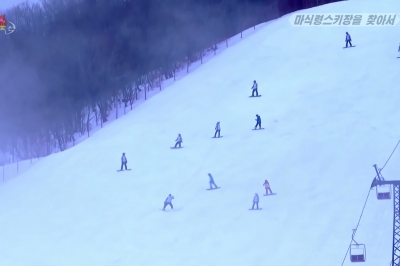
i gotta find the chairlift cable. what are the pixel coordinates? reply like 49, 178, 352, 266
381, 140, 400, 171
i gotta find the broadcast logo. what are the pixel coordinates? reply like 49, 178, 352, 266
0, 15, 16, 35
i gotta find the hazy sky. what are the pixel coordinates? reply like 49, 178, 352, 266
1, 0, 38, 11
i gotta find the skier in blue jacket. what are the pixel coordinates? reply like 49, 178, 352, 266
254, 114, 261, 129
163, 194, 174, 210
214, 122, 221, 138
345, 32, 352, 47
251, 193, 260, 209
208, 173, 218, 189
174, 134, 182, 148
120, 153, 128, 171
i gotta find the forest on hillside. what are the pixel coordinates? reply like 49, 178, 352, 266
0, 0, 339, 163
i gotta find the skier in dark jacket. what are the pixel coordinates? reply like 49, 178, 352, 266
214, 122, 221, 138
254, 114, 261, 129
120, 153, 128, 171
208, 173, 218, 189
345, 32, 352, 47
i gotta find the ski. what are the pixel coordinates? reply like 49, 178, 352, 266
252, 128, 265, 130
117, 169, 131, 172
211, 136, 223, 138
264, 193, 276, 196
206, 187, 221, 190
249, 95, 262, 97
170, 147, 183, 149
160, 208, 181, 211
343, 46, 356, 48
248, 208, 263, 210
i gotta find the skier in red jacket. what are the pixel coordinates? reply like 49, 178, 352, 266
263, 180, 273, 195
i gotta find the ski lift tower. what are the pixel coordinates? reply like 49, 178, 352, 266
370, 164, 400, 266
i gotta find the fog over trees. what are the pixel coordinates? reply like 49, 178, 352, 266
0, 0, 339, 163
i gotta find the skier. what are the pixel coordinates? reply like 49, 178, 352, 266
254, 114, 261, 129
208, 173, 218, 189
163, 194, 174, 210
251, 193, 260, 209
263, 179, 273, 195
345, 32, 352, 47
174, 134, 182, 148
120, 152, 128, 171
398, 43, 400, 56
251, 80, 258, 97
214, 122, 221, 138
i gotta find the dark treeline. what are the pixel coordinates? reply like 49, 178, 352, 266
0, 0, 340, 163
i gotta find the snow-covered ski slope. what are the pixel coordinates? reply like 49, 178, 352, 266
1, 0, 400, 264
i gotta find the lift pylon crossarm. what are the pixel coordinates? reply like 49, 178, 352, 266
370, 179, 400, 189
371, 165, 400, 189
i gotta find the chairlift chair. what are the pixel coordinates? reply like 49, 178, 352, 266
350, 243, 366, 262
372, 165, 391, 200
350, 229, 366, 263
376, 184, 391, 200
